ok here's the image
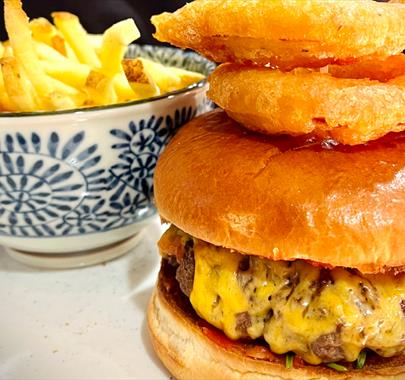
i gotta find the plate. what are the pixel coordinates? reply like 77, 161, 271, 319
0, 217, 169, 380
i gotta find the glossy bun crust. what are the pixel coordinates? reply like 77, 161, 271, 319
154, 110, 405, 273
147, 262, 405, 379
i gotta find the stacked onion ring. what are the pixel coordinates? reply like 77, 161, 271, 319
152, 0, 405, 145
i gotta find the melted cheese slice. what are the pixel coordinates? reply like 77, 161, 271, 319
189, 239, 405, 364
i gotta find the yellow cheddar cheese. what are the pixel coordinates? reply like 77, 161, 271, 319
160, 226, 405, 364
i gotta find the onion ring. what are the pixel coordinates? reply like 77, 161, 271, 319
208, 63, 405, 145
151, 0, 405, 70
329, 54, 405, 82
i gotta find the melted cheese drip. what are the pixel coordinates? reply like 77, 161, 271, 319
189, 240, 405, 364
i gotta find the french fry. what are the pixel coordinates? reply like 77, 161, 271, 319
3, 2, 83, 112
0, 91, 15, 112
113, 73, 138, 102
35, 41, 68, 62
30, 18, 54, 40
135, 58, 182, 93
165, 66, 205, 88
99, 19, 140, 77
0, 42, 4, 58
85, 70, 117, 106
4, 0, 54, 108
51, 34, 68, 57
40, 60, 90, 89
48, 78, 86, 109
88, 34, 103, 51
0, 68, 16, 112
30, 18, 63, 53
122, 59, 161, 99
0, 90, 15, 111
30, 17, 77, 61
48, 79, 87, 111
52, 12, 100, 67
48, 77, 85, 97
2, 45, 13, 58
49, 92, 77, 110
0, 56, 38, 112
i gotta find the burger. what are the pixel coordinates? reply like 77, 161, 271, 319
147, 109, 405, 379
148, 0, 405, 378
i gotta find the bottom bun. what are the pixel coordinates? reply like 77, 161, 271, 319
147, 262, 405, 380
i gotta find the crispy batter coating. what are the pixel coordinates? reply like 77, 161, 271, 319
208, 64, 405, 145
329, 55, 405, 82
152, 0, 405, 70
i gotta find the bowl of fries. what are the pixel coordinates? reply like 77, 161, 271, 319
0, 0, 215, 268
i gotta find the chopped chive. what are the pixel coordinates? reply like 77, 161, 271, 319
356, 351, 367, 369
285, 352, 295, 369
326, 363, 348, 372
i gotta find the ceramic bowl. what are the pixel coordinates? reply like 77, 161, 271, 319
0, 45, 215, 268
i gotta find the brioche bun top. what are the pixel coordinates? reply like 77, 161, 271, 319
154, 110, 405, 273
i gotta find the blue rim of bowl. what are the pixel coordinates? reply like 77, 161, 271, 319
0, 45, 214, 118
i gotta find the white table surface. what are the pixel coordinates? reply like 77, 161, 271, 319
0, 217, 169, 380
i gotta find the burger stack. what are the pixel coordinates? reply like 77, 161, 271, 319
147, 1, 405, 379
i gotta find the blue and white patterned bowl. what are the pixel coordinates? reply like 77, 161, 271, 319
0, 45, 214, 267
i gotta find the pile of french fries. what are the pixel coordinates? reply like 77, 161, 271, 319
0, 0, 205, 112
